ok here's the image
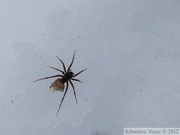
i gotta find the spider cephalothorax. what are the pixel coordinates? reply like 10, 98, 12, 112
34, 50, 87, 116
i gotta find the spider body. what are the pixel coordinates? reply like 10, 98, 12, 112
50, 78, 65, 92
33, 50, 87, 116
61, 71, 74, 83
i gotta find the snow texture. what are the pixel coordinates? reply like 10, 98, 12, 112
0, 0, 180, 135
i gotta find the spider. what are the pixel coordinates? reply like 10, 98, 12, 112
33, 50, 87, 116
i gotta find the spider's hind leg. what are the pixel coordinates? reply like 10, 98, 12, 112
56, 82, 69, 116
33, 74, 63, 83
69, 80, 78, 104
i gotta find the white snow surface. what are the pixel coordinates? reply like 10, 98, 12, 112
0, 0, 180, 135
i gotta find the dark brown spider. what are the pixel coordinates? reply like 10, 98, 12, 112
33, 50, 87, 116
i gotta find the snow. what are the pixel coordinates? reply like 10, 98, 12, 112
0, 0, 180, 135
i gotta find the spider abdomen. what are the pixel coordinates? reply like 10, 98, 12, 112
50, 78, 65, 92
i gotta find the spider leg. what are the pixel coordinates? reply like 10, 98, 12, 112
56, 56, 66, 73
72, 68, 87, 77
69, 80, 78, 104
47, 66, 65, 75
56, 82, 68, 116
67, 50, 76, 72
33, 75, 63, 83
71, 78, 83, 83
